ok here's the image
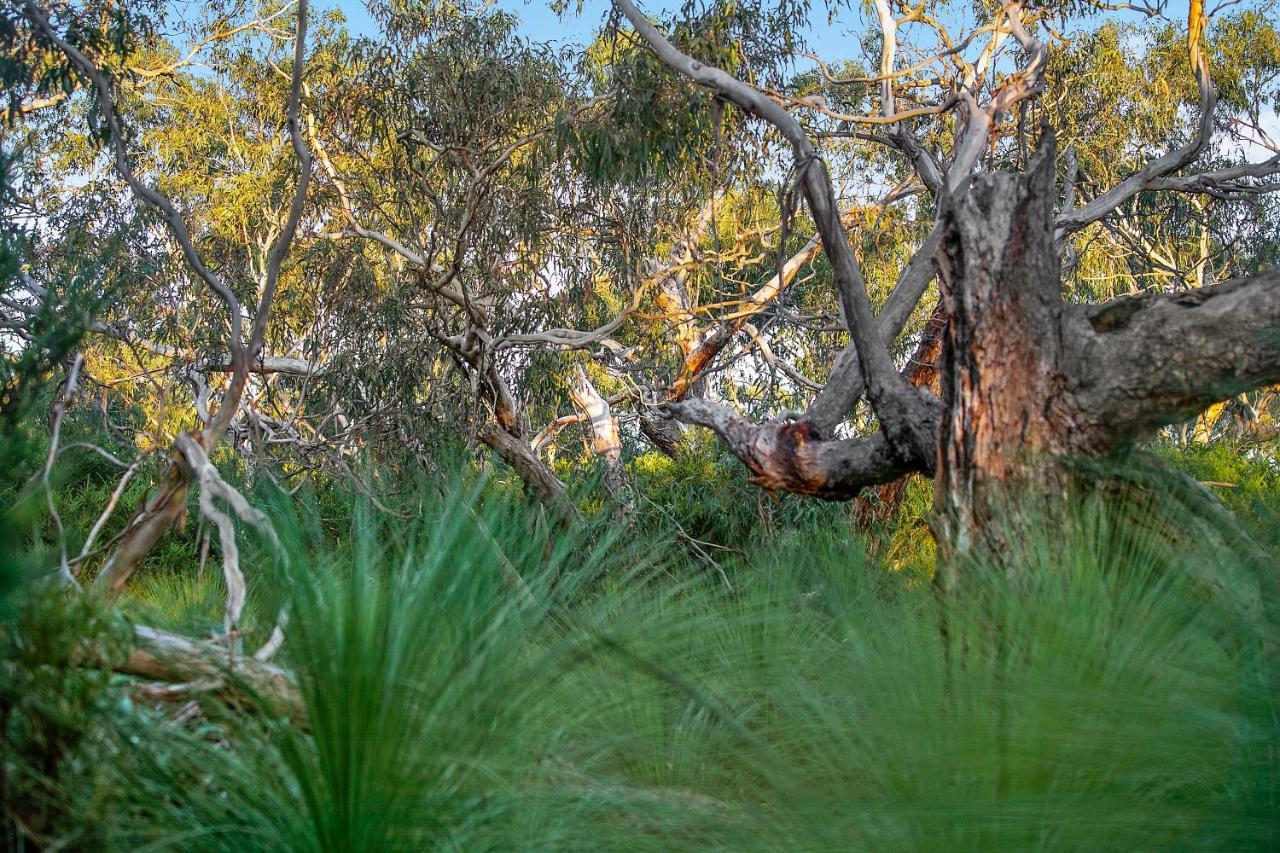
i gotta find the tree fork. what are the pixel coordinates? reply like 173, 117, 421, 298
853, 302, 946, 528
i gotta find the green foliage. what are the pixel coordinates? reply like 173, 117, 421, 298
1162, 441, 1280, 544
627, 434, 853, 549
0, 581, 133, 848
4, 4, 1280, 843
0, 0, 158, 133
110, 479, 629, 851
2, 456, 1279, 849
566, 17, 745, 187
546, 500, 1278, 848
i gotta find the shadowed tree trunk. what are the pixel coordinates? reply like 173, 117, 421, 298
665, 126, 1279, 590
932, 142, 1077, 560
639, 411, 685, 458
853, 303, 945, 529
480, 426, 579, 525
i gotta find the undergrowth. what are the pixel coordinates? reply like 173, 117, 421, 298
3, 423, 1280, 849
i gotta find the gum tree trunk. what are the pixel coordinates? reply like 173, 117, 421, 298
932, 138, 1280, 580
932, 145, 1081, 563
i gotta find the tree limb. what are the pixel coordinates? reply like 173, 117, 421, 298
667, 398, 934, 499
612, 0, 934, 460
1078, 264, 1280, 443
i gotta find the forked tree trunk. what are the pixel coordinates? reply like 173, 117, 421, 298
853, 302, 945, 529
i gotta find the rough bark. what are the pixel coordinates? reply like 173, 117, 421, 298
932, 130, 1280, 567
1075, 268, 1280, 443
659, 127, 1280, 571
639, 411, 685, 457
480, 426, 580, 525
932, 137, 1079, 557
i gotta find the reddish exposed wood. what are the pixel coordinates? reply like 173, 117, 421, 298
930, 131, 1280, 564
933, 138, 1075, 559
667, 398, 932, 500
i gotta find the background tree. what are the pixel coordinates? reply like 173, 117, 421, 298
5, 0, 1279, 590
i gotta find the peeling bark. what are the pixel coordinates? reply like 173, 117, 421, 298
932, 130, 1280, 567
667, 398, 932, 500
569, 365, 630, 513
933, 136, 1077, 557
659, 122, 1280, 586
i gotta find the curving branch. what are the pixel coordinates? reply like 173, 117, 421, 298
1055, 17, 1218, 237
666, 206, 860, 401
667, 398, 935, 500
611, 0, 936, 461
1144, 152, 1280, 198
71, 0, 313, 598
805, 222, 943, 435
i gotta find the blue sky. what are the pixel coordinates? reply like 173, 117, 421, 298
330, 0, 898, 59
328, 0, 1201, 64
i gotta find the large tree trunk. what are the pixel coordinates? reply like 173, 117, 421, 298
932, 135, 1280, 578
932, 142, 1081, 564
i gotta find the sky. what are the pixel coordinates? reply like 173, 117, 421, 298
330, 0, 903, 59
328, 0, 1202, 55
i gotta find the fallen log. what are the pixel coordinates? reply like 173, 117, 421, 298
120, 625, 305, 723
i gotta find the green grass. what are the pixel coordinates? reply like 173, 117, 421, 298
4, 439, 1280, 849
67, 481, 1271, 851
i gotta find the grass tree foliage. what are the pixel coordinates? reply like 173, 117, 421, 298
3, 451, 1279, 848
2, 0, 1280, 847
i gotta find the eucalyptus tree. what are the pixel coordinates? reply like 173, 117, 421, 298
8, 0, 1280, 597
5, 0, 312, 653
586, 0, 1280, 568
